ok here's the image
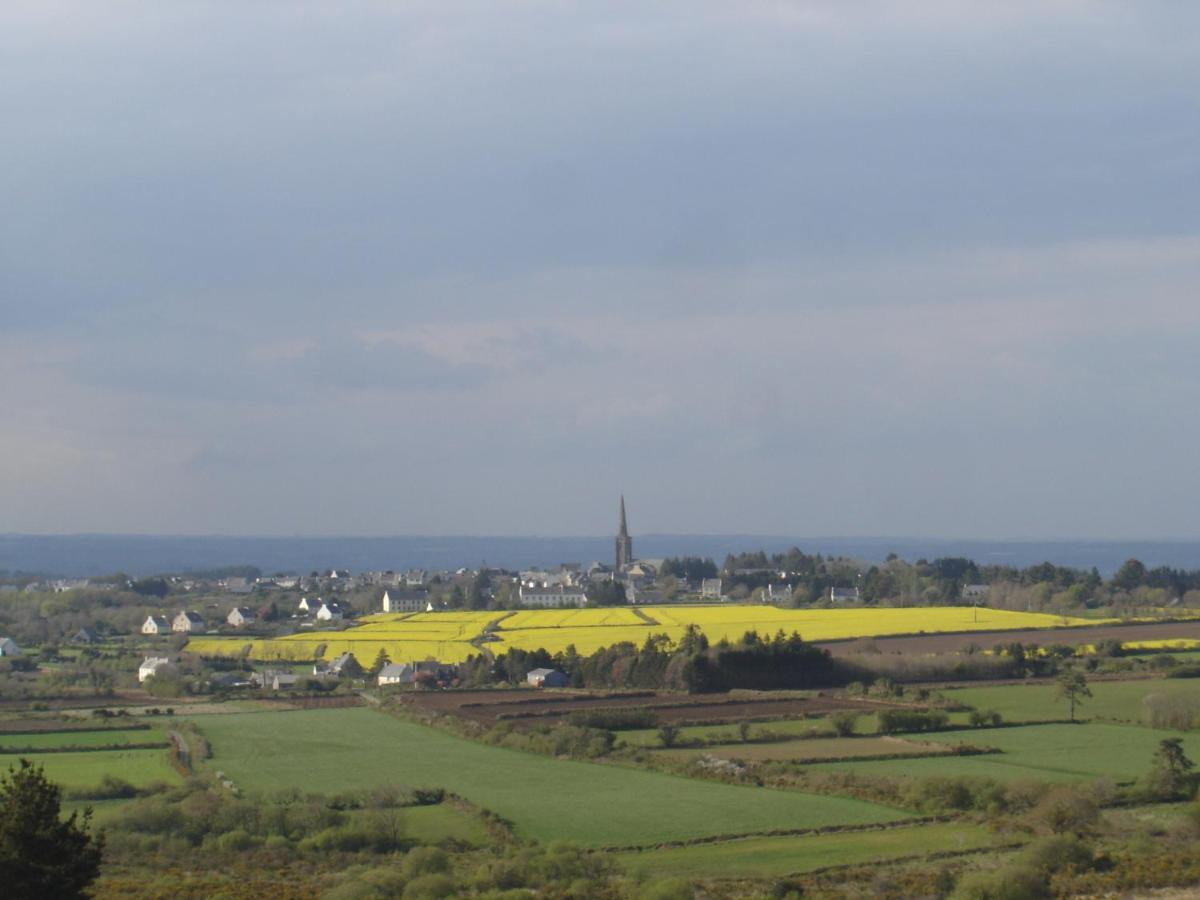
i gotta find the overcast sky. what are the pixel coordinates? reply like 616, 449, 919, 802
3, 1, 1199, 538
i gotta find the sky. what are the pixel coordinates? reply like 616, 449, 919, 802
2, 1, 1199, 539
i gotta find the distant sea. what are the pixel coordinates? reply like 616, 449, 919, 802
4, 534, 1200, 579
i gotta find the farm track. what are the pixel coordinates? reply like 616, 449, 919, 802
815, 619, 1200, 656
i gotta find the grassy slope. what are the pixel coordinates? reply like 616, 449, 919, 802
6, 748, 181, 789
943, 678, 1199, 725
813, 723, 1200, 783
618, 822, 997, 879
193, 707, 905, 847
0, 727, 162, 750
658, 735, 949, 763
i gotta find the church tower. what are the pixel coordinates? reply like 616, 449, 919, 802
615, 496, 633, 570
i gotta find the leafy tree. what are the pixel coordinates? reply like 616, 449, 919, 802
1146, 737, 1196, 800
1056, 671, 1092, 722
0, 759, 104, 898
657, 724, 681, 748
370, 648, 391, 676
1112, 558, 1148, 591
587, 581, 627, 607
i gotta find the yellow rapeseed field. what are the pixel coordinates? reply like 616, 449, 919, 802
188, 605, 1108, 664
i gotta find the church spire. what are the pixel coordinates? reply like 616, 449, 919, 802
615, 496, 633, 570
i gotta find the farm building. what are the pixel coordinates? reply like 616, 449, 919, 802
316, 652, 362, 678
138, 657, 174, 682
173, 611, 206, 634
0, 637, 21, 657
252, 669, 299, 690
526, 668, 569, 688
377, 662, 416, 686
227, 607, 257, 627
519, 585, 587, 608
71, 627, 100, 644
141, 615, 171, 635
381, 590, 430, 613
700, 578, 724, 600
316, 601, 348, 621
829, 587, 861, 603
963, 584, 991, 600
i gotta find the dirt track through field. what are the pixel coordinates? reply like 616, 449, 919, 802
815, 619, 1200, 656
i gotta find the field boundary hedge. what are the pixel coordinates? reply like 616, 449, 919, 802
0, 723, 153, 736
0, 741, 170, 755
604, 814, 950, 852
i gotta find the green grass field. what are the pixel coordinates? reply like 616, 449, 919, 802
618, 822, 999, 879
4, 748, 181, 790
659, 735, 951, 763
812, 723, 1200, 783
0, 728, 161, 750
192, 707, 906, 847
942, 678, 1198, 726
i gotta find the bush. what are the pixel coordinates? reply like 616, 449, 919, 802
969, 709, 1003, 728
877, 709, 948, 734
566, 708, 657, 730
1166, 665, 1200, 678
657, 724, 681, 748
829, 711, 858, 737
1020, 835, 1094, 876
403, 846, 450, 878
412, 788, 445, 806
640, 878, 695, 899
952, 863, 1049, 899
402, 874, 455, 900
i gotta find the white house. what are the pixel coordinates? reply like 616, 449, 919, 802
141, 615, 171, 635
297, 596, 319, 615
829, 587, 861, 603
526, 667, 569, 688
227, 607, 257, 627
518, 585, 587, 608
700, 578, 724, 600
377, 662, 416, 686
172, 611, 206, 634
381, 590, 428, 614
138, 657, 174, 683
316, 601, 346, 621
0, 637, 21, 657
765, 584, 794, 604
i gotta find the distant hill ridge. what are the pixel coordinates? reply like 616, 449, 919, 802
4, 533, 1200, 579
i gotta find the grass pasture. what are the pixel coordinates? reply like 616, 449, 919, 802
6, 748, 180, 791
0, 727, 161, 750
192, 707, 906, 847
814, 723, 1200, 784
942, 678, 1200, 726
661, 735, 953, 764
618, 821, 999, 879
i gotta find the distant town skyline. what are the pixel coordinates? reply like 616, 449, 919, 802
3, 3, 1199, 539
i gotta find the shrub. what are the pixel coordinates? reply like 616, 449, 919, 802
640, 879, 695, 900
403, 846, 450, 878
969, 709, 1003, 728
401, 874, 455, 900
829, 711, 858, 737
1020, 835, 1094, 876
952, 863, 1049, 899
412, 788, 445, 806
877, 709, 948, 734
657, 724, 681, 748
566, 708, 657, 730
1166, 665, 1200, 679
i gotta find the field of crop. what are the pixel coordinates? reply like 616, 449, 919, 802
942, 678, 1200, 725
812, 723, 1200, 784
188, 605, 1116, 663
192, 707, 906, 847
617, 821, 998, 879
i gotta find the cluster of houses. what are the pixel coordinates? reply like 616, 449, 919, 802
141, 611, 206, 635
